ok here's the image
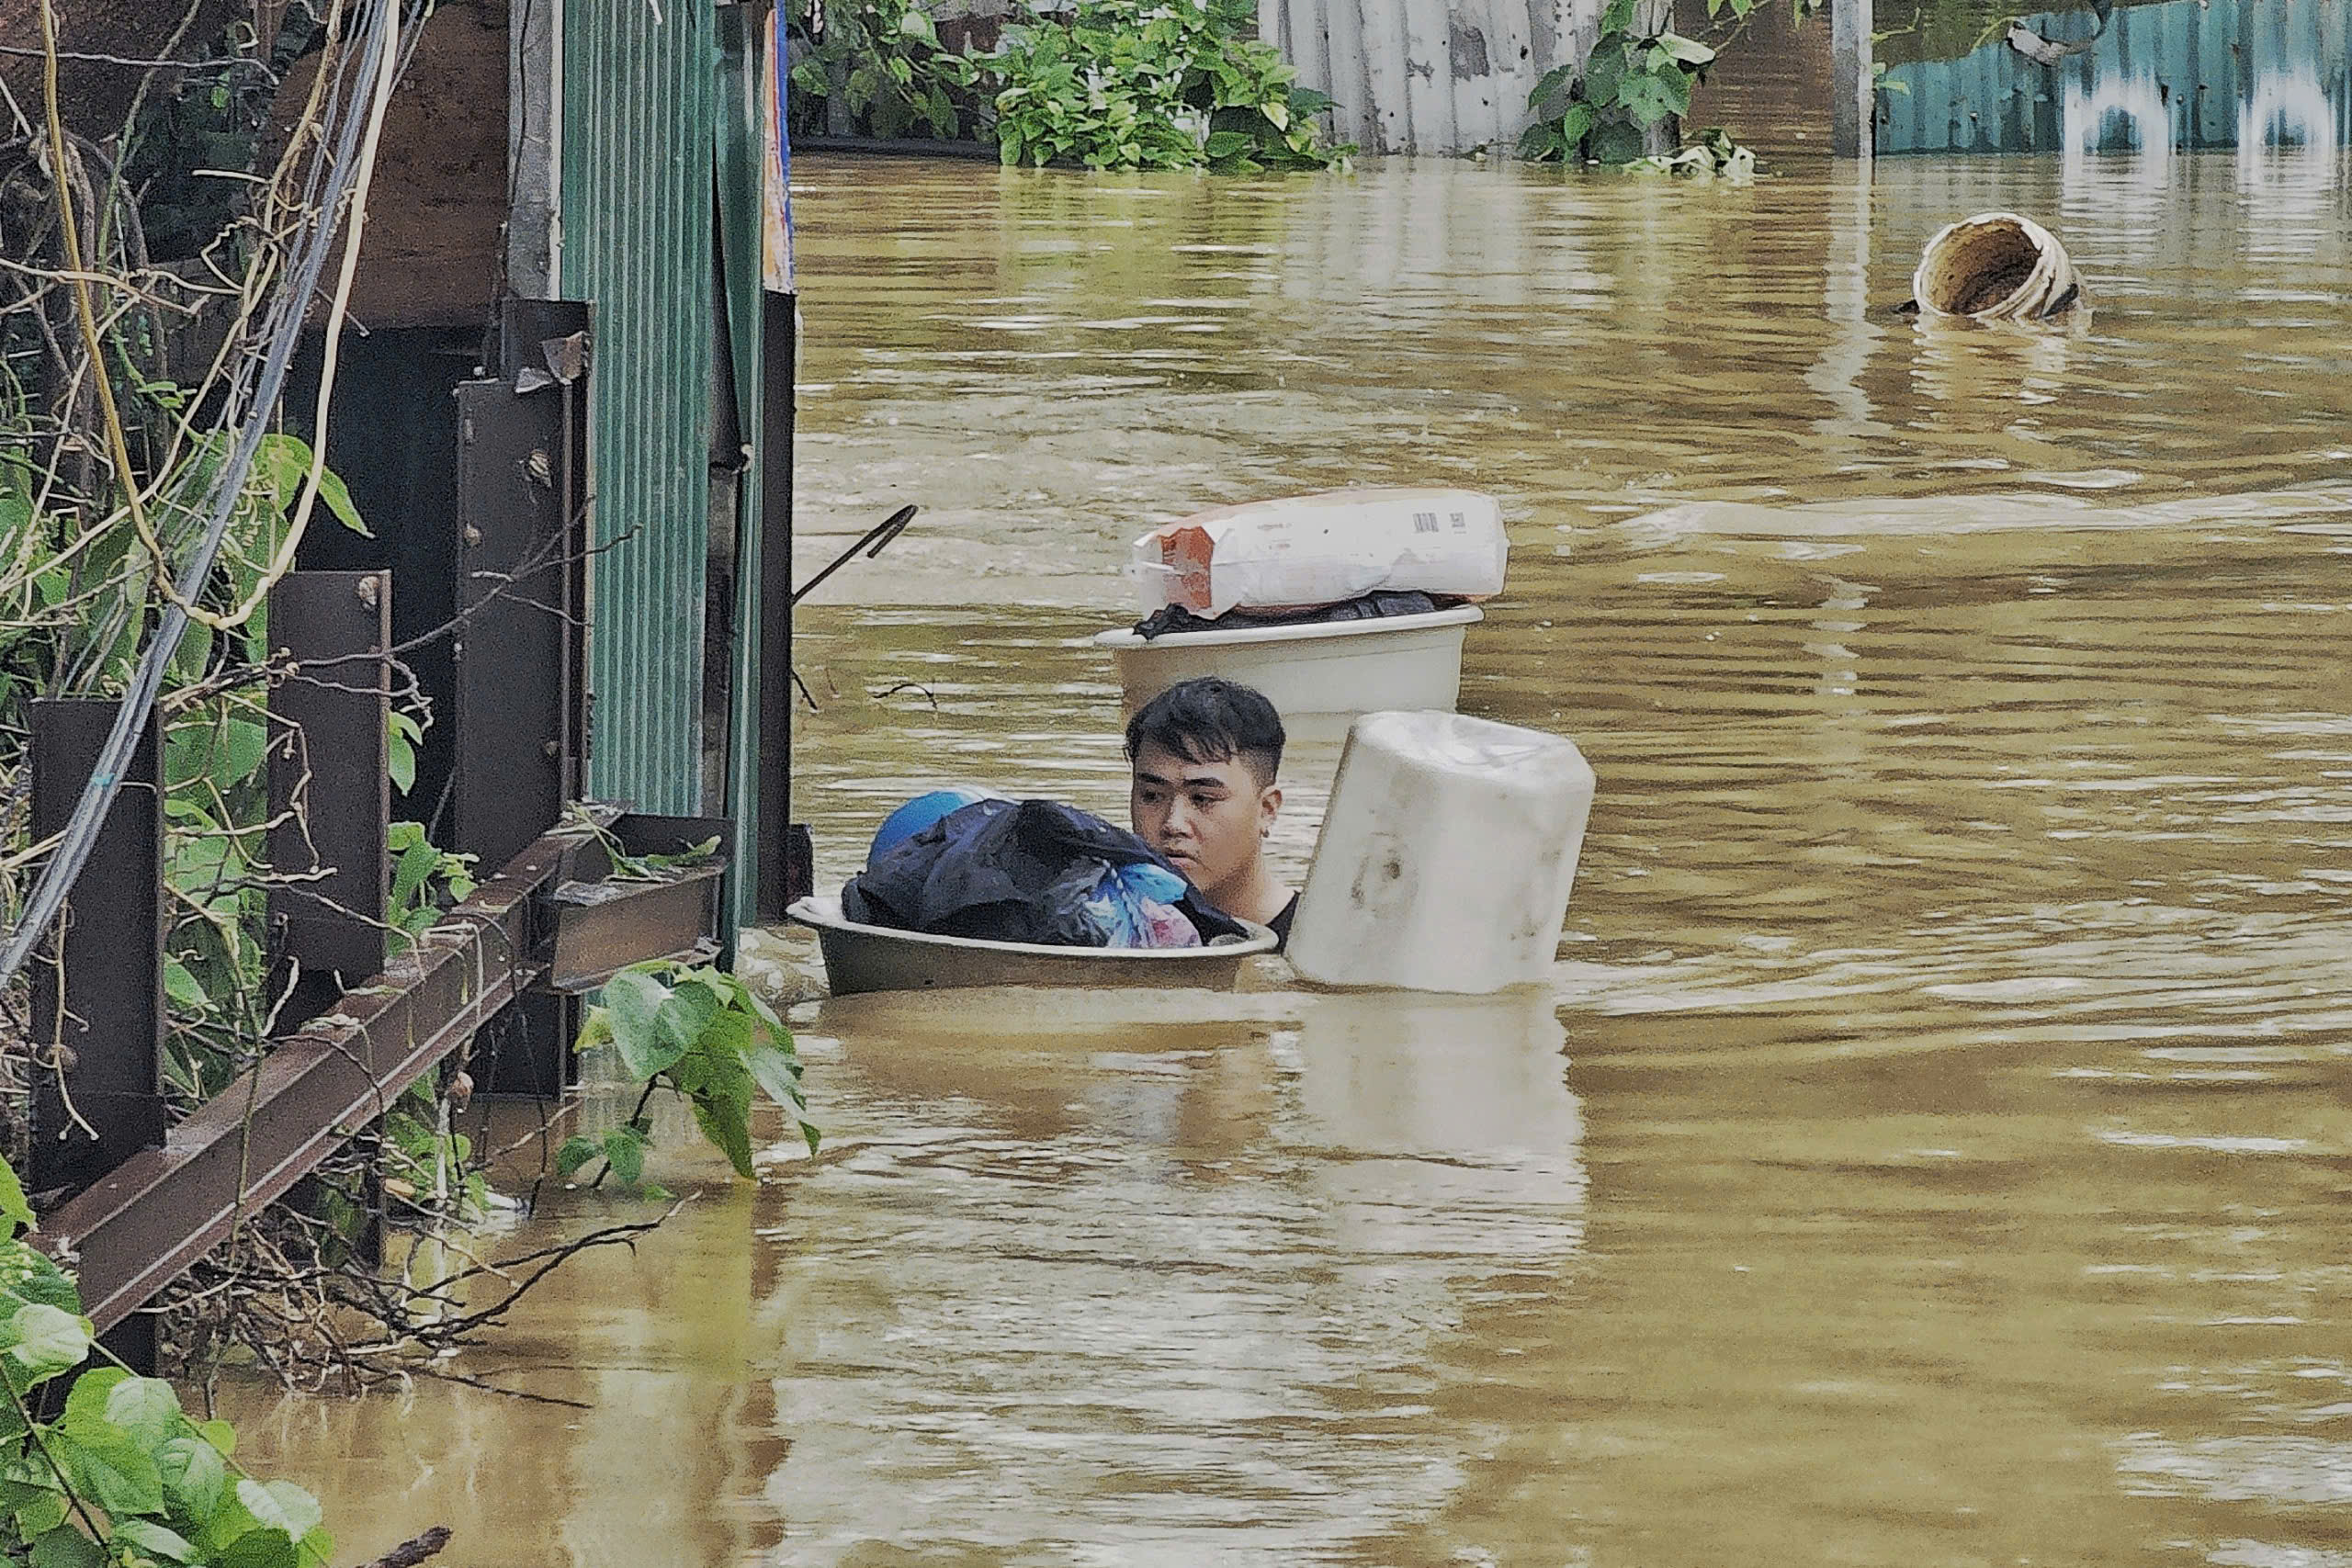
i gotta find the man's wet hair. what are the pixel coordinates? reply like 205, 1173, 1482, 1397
1125, 677, 1285, 787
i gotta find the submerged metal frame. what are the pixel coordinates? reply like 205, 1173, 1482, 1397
33, 808, 722, 1334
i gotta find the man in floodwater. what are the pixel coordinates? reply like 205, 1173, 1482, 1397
1125, 677, 1297, 946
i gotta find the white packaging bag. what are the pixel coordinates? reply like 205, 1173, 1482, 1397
1128, 488, 1508, 618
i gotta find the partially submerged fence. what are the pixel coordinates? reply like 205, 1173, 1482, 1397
20, 318, 732, 1371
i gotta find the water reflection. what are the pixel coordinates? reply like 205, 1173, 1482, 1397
758, 988, 1583, 1563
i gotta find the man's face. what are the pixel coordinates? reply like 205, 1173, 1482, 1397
1128, 742, 1279, 905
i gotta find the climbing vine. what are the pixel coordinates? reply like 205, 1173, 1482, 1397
784, 0, 978, 140
1518, 0, 1758, 170
976, 0, 1351, 171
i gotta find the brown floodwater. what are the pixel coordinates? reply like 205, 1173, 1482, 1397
222, 150, 2352, 1565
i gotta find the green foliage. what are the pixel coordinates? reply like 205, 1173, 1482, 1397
785, 0, 978, 140
977, 0, 1351, 172
386, 822, 477, 941
0, 1157, 331, 1568
1517, 0, 1755, 170
565, 963, 819, 1189
117, 8, 329, 262
376, 1083, 492, 1227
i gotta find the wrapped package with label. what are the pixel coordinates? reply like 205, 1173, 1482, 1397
1127, 488, 1508, 619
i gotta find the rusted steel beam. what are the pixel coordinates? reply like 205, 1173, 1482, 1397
756, 290, 795, 922
266, 570, 392, 983
541, 811, 731, 993
28, 698, 166, 1198
31, 820, 574, 1333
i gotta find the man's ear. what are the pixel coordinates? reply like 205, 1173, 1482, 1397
1259, 784, 1283, 834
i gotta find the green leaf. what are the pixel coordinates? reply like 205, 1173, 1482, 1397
212, 719, 266, 791
59, 1365, 128, 1428
195, 1418, 236, 1458
0, 1158, 32, 1240
1584, 46, 1626, 107
0, 1477, 51, 1514
1590, 117, 1645, 163
1526, 61, 1577, 110
554, 1135, 600, 1179
215, 1529, 299, 1568
601, 1126, 647, 1187
0, 1243, 79, 1315
156, 1436, 227, 1520
243, 1480, 322, 1544
112, 1518, 198, 1564
49, 1425, 164, 1517
389, 839, 441, 917
388, 725, 415, 795
599, 970, 686, 1079
743, 1042, 808, 1115
313, 467, 369, 536
6, 1305, 91, 1381
1620, 73, 1673, 126
688, 1050, 756, 1180
15, 1487, 69, 1537
163, 958, 209, 1011
28, 1528, 107, 1568
1654, 29, 1715, 63
102, 1374, 182, 1445
1558, 100, 1596, 152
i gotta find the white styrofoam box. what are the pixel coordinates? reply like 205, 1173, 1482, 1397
1286, 711, 1595, 994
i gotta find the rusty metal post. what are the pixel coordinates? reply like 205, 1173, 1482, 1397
1832, 0, 1875, 159
29, 699, 166, 1373
456, 341, 591, 1098
266, 570, 392, 993
28, 700, 167, 1191
757, 290, 797, 919
266, 570, 393, 1266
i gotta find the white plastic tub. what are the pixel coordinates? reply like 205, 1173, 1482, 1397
786, 896, 1278, 997
1092, 604, 1483, 723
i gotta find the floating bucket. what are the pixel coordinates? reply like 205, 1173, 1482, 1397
1912, 212, 2083, 321
1285, 711, 1595, 995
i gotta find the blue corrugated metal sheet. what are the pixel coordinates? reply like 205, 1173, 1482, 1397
1878, 0, 2350, 155
561, 0, 717, 814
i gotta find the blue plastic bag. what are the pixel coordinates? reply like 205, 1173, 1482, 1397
1080, 863, 1202, 949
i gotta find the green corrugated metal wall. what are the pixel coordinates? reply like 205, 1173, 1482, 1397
561, 0, 717, 815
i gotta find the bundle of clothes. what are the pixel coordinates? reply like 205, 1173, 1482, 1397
1129, 589, 1454, 641
842, 797, 1248, 950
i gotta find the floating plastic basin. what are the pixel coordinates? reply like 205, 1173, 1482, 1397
786, 895, 1278, 997
1091, 604, 1483, 723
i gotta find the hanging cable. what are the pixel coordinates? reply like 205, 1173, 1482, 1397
0, 0, 407, 995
